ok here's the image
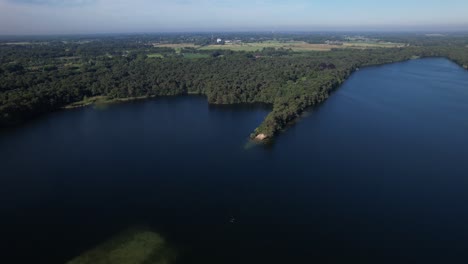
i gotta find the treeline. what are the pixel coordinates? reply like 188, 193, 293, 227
1, 38, 467, 139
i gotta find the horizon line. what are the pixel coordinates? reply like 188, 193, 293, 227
2, 28, 468, 37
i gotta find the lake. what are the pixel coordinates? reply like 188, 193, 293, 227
1, 58, 468, 264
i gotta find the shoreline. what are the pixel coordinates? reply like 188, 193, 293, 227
11, 57, 467, 144
62, 95, 159, 109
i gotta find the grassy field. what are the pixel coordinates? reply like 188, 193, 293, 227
161, 40, 406, 52
342, 41, 406, 49
63, 96, 109, 109
63, 95, 158, 109
152, 43, 198, 48
182, 53, 210, 59
148, 53, 164, 58
199, 41, 338, 52
152, 43, 198, 53
151, 40, 405, 54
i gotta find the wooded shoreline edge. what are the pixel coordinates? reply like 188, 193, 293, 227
1, 34, 467, 142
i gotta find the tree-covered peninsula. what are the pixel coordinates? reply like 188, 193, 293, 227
1, 33, 467, 141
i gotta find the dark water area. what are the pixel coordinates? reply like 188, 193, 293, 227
1, 58, 468, 264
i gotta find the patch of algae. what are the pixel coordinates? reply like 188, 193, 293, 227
66, 229, 175, 264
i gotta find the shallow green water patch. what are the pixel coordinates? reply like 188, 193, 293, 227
66, 229, 175, 264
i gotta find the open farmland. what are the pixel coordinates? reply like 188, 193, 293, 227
342, 41, 406, 48
200, 41, 339, 51
153, 40, 405, 53
152, 43, 199, 52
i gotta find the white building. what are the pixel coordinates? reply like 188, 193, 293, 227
216, 38, 222, 44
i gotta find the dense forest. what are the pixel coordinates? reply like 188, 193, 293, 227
1, 33, 467, 140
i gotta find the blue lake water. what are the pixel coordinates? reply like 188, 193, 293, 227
1, 58, 468, 263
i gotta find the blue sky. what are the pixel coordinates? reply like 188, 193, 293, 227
0, 0, 467, 34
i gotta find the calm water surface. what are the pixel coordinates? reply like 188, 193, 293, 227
1, 58, 468, 264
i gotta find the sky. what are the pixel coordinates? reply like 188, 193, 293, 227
0, 0, 468, 35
